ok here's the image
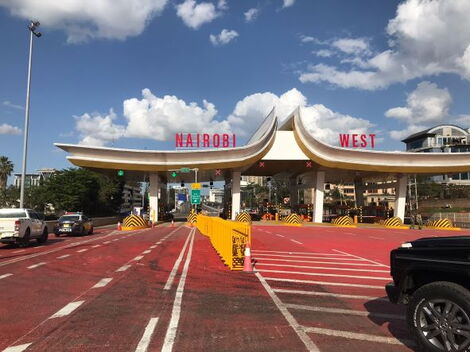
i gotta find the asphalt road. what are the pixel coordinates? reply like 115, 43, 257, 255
0, 223, 467, 352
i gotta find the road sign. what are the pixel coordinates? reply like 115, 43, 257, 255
191, 189, 201, 204
117, 170, 124, 176
180, 167, 191, 173
192, 183, 201, 189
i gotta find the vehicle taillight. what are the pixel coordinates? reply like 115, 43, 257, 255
14, 220, 21, 232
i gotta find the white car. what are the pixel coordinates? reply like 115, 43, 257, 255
0, 208, 49, 246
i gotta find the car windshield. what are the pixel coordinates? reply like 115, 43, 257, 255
59, 215, 80, 222
0, 210, 27, 218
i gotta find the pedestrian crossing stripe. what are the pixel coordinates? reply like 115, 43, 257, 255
332, 216, 355, 227
235, 212, 251, 223
426, 218, 461, 231
122, 215, 148, 230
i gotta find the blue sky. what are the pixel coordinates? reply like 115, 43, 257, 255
0, 0, 469, 175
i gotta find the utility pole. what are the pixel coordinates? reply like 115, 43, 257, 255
20, 21, 41, 208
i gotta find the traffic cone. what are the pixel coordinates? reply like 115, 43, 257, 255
117, 222, 122, 231
243, 242, 254, 273
171, 220, 174, 227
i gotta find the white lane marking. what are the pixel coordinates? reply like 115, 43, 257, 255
164, 231, 193, 290
369, 236, 383, 240
253, 250, 349, 256
290, 239, 303, 245
133, 256, 144, 261
2, 343, 33, 352
344, 232, 357, 236
92, 278, 113, 288
275, 234, 285, 238
104, 241, 111, 244
12, 250, 25, 254
303, 327, 414, 346
255, 272, 320, 352
285, 303, 404, 320
157, 241, 162, 244
142, 250, 151, 254
273, 289, 387, 301
135, 317, 159, 352
112, 239, 119, 242
49, 301, 85, 319
0, 230, 118, 268
77, 249, 88, 253
0, 273, 13, 280
333, 249, 389, 268
57, 254, 70, 259
161, 229, 195, 352
116, 264, 131, 272
255, 263, 389, 273
257, 258, 381, 266
259, 269, 390, 281
27, 262, 46, 269
149, 245, 157, 249
92, 244, 101, 248
265, 277, 385, 289
254, 253, 365, 261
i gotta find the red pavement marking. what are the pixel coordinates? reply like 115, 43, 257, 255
0, 226, 184, 351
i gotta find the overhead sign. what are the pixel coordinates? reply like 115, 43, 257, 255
180, 168, 191, 173
192, 183, 201, 189
177, 193, 186, 201
339, 134, 376, 148
175, 133, 236, 149
191, 189, 201, 204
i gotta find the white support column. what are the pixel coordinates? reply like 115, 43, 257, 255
149, 173, 159, 223
313, 171, 325, 223
231, 171, 241, 220
394, 175, 407, 221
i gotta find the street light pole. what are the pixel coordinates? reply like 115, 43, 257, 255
20, 21, 41, 208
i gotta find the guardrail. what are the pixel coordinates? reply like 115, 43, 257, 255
45, 216, 118, 230
196, 214, 251, 270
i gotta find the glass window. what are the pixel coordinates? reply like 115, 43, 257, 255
0, 210, 27, 218
59, 215, 80, 222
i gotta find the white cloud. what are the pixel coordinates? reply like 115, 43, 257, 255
0, 0, 168, 43
2, 101, 24, 110
314, 49, 334, 58
299, 0, 470, 90
210, 29, 238, 46
301, 104, 375, 146
217, 0, 228, 10
386, 81, 452, 124
75, 110, 125, 146
282, 0, 295, 8
123, 89, 231, 140
244, 8, 259, 22
331, 38, 370, 56
74, 88, 375, 147
176, 0, 221, 29
0, 123, 21, 135
389, 124, 427, 141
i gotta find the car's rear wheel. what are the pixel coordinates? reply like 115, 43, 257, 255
407, 281, 470, 352
88, 226, 93, 235
37, 228, 48, 244
18, 229, 30, 247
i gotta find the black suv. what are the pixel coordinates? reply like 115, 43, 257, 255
387, 236, 470, 352
54, 213, 93, 236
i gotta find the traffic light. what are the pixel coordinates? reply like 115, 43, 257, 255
117, 170, 124, 177
209, 179, 213, 186
181, 181, 185, 187
171, 171, 177, 178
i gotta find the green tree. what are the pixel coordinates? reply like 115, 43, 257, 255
0, 156, 14, 191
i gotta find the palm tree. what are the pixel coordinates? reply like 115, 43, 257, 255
0, 156, 14, 190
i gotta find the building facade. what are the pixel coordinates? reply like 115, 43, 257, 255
13, 168, 57, 188
402, 125, 470, 184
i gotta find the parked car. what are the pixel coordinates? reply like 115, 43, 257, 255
386, 236, 470, 352
54, 213, 93, 236
0, 208, 48, 246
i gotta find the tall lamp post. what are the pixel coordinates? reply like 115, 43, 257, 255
20, 21, 41, 208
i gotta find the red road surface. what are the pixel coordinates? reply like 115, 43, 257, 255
0, 223, 468, 351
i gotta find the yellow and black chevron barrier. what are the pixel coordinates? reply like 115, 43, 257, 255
426, 218, 461, 231
235, 212, 252, 223
384, 217, 409, 229
282, 213, 302, 226
187, 212, 197, 226
331, 216, 356, 227
122, 215, 148, 231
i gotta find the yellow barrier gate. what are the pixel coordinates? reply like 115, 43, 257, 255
426, 218, 461, 231
196, 215, 251, 270
235, 212, 252, 223
331, 216, 355, 227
